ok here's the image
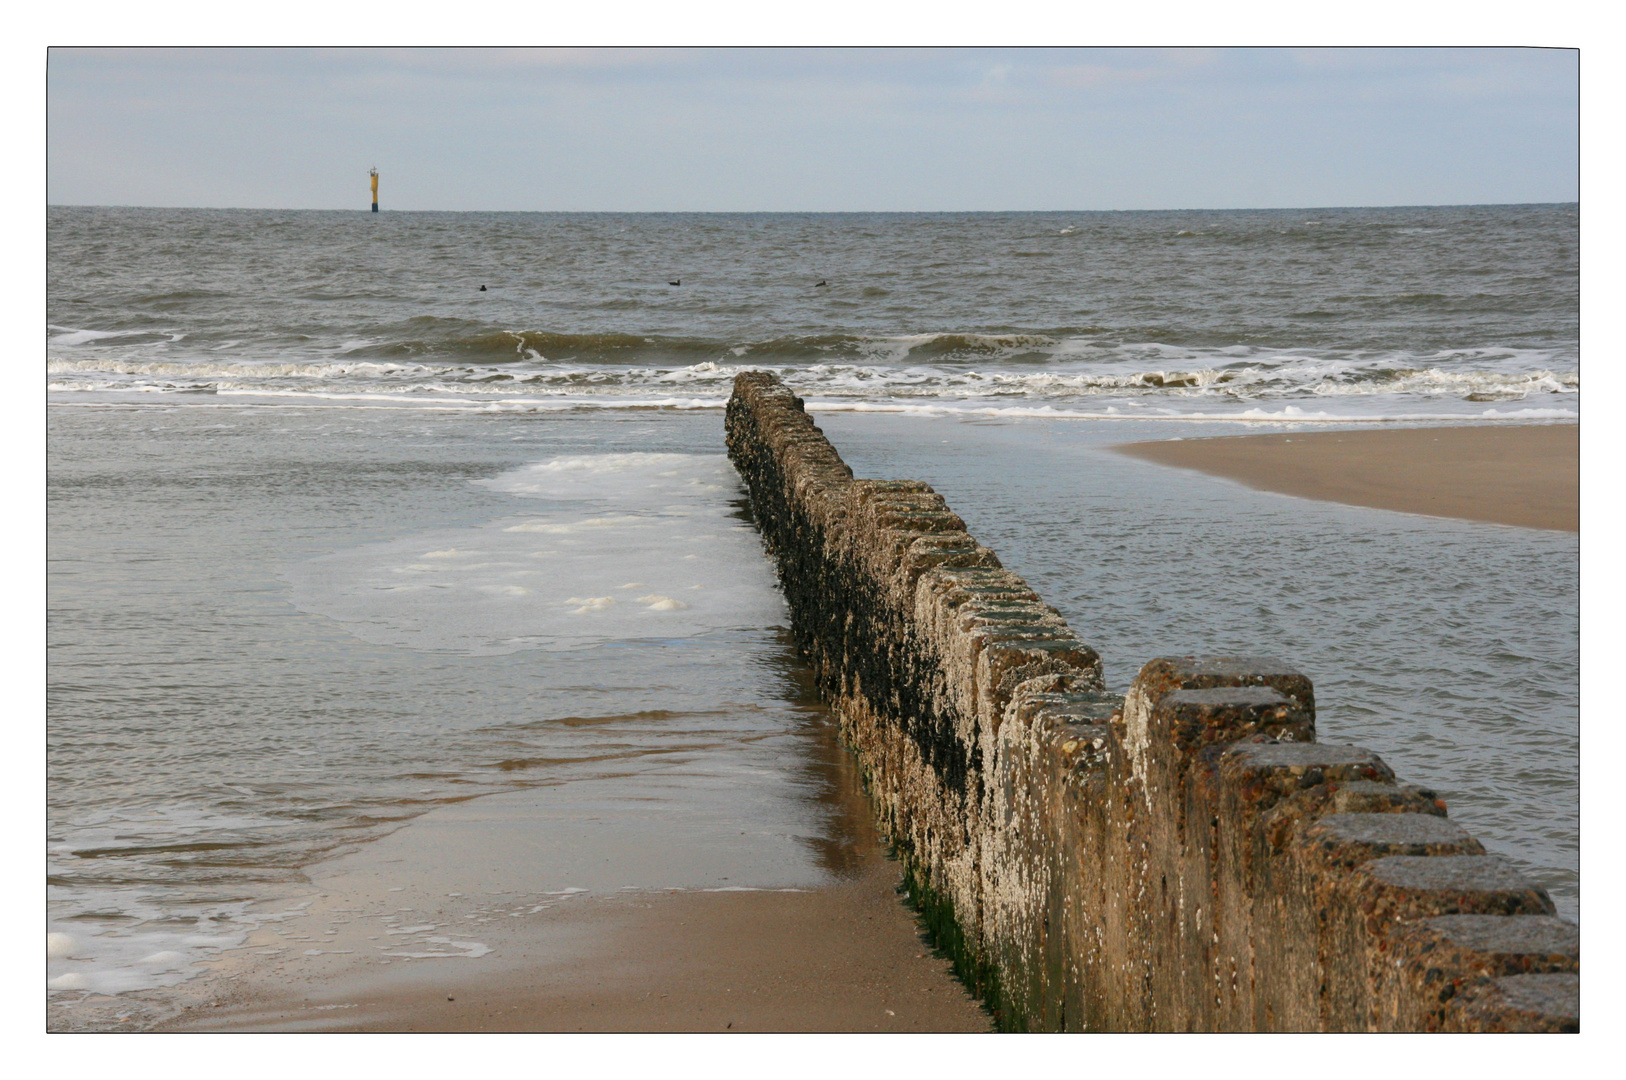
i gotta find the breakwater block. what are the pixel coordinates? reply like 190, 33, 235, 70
724, 371, 1576, 1032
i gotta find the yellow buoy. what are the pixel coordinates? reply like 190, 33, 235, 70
369, 167, 379, 213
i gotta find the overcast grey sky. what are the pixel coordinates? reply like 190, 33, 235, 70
47, 47, 1577, 211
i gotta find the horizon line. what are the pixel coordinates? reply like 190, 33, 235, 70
47, 201, 1579, 214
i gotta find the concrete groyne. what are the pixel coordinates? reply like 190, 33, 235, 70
724, 371, 1578, 1032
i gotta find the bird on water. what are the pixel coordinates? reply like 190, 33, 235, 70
815, 280, 828, 287
669, 279, 681, 286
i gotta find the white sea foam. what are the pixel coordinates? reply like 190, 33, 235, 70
286, 453, 783, 654
48, 326, 166, 346
48, 343, 1578, 424
479, 453, 737, 502
46, 907, 279, 995
802, 399, 1578, 424
207, 389, 728, 411
48, 804, 307, 997
380, 937, 491, 959
503, 515, 649, 534
47, 356, 441, 380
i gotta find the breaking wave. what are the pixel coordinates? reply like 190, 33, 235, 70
47, 334, 1578, 420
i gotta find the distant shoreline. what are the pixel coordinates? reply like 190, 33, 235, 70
1115, 423, 1578, 532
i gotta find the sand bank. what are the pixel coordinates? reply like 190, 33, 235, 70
154, 768, 988, 1033
1114, 424, 1577, 531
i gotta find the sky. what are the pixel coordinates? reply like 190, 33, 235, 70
47, 47, 1579, 212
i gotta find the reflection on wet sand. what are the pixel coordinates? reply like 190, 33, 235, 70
151, 633, 987, 1033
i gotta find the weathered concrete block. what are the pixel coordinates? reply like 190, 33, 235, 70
1205, 742, 1396, 1029
1302, 812, 1482, 863
1423, 913, 1580, 960
1378, 914, 1579, 1030
1123, 657, 1315, 799
1447, 972, 1579, 1032
724, 371, 1573, 1032
1130, 655, 1316, 719
1358, 855, 1556, 913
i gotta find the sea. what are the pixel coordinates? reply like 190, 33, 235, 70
47, 204, 1578, 1025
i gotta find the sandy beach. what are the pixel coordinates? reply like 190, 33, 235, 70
1114, 424, 1577, 532
147, 752, 988, 1033
162, 874, 986, 1033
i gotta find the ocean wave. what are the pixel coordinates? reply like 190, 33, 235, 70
47, 356, 1579, 403
45, 323, 1142, 367
47, 321, 1579, 419
49, 318, 1576, 368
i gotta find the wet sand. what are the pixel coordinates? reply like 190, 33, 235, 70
149, 762, 989, 1033
163, 871, 985, 1033
1115, 424, 1577, 532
